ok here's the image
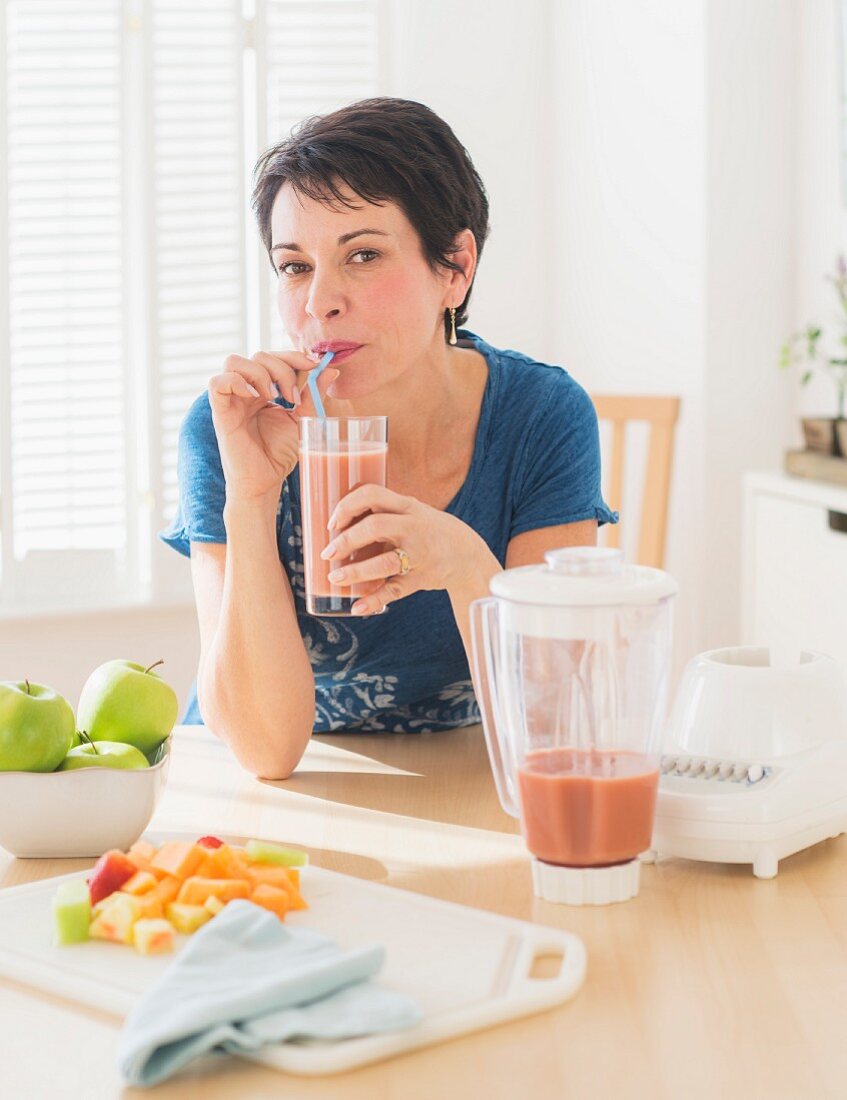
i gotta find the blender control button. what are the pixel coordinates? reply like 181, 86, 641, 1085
733, 763, 748, 782
688, 759, 705, 776
718, 762, 734, 780
748, 764, 765, 783
660, 756, 676, 774
675, 757, 691, 774
703, 760, 719, 778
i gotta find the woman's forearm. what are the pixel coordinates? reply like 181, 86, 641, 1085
198, 494, 314, 779
447, 535, 503, 670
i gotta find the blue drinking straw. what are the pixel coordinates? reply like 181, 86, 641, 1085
307, 351, 335, 419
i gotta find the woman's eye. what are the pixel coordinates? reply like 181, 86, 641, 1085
278, 261, 310, 277
350, 249, 379, 264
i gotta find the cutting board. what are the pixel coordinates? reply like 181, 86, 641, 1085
0, 865, 587, 1076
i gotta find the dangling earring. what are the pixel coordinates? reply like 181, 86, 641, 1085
448, 307, 458, 346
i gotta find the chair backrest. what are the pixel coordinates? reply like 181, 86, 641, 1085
591, 394, 681, 569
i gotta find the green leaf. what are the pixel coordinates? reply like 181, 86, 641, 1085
801, 370, 813, 385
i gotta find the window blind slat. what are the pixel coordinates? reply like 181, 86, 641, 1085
5, 0, 125, 567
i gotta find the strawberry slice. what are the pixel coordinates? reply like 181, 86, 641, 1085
196, 835, 224, 849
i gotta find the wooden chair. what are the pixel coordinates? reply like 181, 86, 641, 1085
591, 395, 681, 569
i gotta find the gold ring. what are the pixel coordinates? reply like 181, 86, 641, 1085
395, 548, 411, 576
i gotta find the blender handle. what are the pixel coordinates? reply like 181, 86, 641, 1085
470, 596, 519, 818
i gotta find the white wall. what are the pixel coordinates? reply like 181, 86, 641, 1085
795, 0, 847, 420
0, 604, 199, 718
703, 0, 797, 650
386, 0, 558, 364
550, 0, 707, 673
550, 0, 800, 673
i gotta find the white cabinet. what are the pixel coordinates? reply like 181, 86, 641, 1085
742, 472, 847, 670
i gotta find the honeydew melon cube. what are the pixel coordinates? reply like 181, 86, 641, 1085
52, 880, 92, 946
165, 902, 212, 934
133, 918, 175, 955
90, 893, 141, 945
244, 839, 308, 868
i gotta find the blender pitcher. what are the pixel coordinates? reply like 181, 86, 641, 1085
470, 547, 677, 905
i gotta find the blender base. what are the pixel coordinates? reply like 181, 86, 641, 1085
531, 856, 641, 906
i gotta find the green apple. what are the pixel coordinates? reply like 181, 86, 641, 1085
0, 680, 75, 772
59, 741, 149, 770
76, 659, 178, 756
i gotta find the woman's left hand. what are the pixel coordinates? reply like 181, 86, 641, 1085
321, 484, 487, 615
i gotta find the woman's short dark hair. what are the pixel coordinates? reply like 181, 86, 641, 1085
251, 97, 490, 341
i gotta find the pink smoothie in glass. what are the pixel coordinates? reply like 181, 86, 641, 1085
300, 442, 388, 615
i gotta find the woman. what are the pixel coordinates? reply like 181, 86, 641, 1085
161, 97, 617, 779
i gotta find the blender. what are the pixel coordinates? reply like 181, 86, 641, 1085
470, 547, 677, 905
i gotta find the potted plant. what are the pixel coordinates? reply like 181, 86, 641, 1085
780, 255, 847, 457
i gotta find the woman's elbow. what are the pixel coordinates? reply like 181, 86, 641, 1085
223, 718, 312, 780
201, 705, 312, 780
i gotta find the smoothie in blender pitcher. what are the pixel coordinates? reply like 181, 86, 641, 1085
471, 546, 677, 905
517, 748, 660, 867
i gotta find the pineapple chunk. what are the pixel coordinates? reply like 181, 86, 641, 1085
133, 918, 175, 955
204, 895, 226, 917
165, 902, 212, 934
89, 893, 141, 945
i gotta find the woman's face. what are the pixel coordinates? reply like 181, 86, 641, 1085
270, 182, 456, 400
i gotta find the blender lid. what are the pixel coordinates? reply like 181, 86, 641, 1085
489, 547, 677, 607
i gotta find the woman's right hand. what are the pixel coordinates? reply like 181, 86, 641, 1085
208, 350, 339, 503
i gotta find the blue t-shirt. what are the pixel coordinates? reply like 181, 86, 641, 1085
159, 331, 617, 733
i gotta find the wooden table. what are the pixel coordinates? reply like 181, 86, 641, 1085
2, 725, 846, 1099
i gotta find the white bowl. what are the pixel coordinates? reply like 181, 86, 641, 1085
0, 737, 171, 858
665, 647, 847, 761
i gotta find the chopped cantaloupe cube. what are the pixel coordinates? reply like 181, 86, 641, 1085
127, 840, 169, 880
245, 865, 307, 910
245, 865, 293, 890
128, 839, 157, 863
151, 840, 205, 880
204, 895, 226, 916
176, 877, 250, 906
122, 871, 157, 896
165, 902, 212, 934
134, 893, 165, 921
199, 844, 253, 881
280, 882, 308, 911
133, 918, 175, 955
146, 876, 181, 906
249, 883, 291, 920
90, 893, 141, 944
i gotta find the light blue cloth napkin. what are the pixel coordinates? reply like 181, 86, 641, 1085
117, 899, 421, 1087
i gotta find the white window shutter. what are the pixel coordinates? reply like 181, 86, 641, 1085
256, 0, 379, 349
0, 0, 381, 613
2, 0, 128, 608
147, 0, 248, 599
